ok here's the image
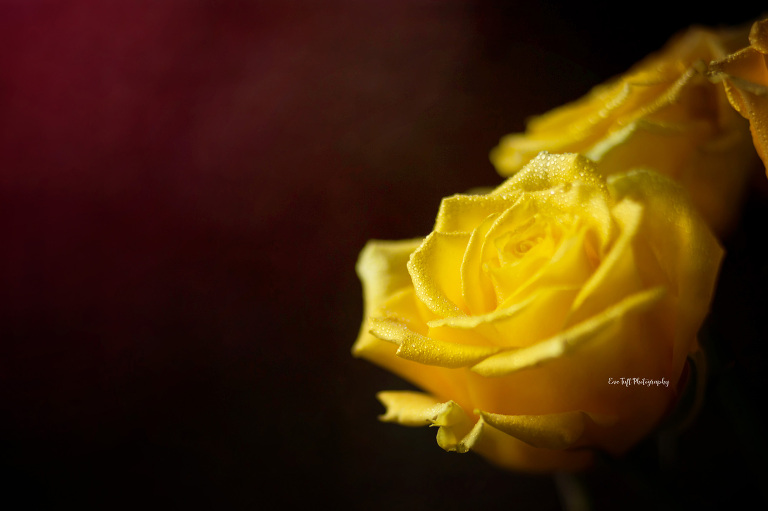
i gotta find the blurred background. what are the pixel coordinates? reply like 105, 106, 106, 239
2, 1, 767, 509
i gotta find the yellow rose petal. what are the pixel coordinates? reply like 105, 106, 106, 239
709, 19, 768, 174
461, 226, 498, 315
428, 286, 581, 349
432, 400, 484, 453
355, 238, 423, 317
608, 169, 723, 375
433, 193, 519, 234
352, 239, 424, 357
470, 287, 666, 377
493, 152, 603, 194
408, 231, 470, 317
377, 390, 445, 426
372, 287, 429, 332
476, 409, 615, 450
568, 198, 645, 322
377, 391, 483, 453
369, 317, 500, 368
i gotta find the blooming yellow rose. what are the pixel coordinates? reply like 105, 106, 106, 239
353, 153, 722, 472
490, 24, 759, 235
709, 19, 768, 175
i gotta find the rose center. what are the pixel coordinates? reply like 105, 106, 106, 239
496, 216, 552, 265
512, 237, 543, 256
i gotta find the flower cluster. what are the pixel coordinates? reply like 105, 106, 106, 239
353, 18, 767, 472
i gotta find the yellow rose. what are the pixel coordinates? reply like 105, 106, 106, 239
709, 19, 768, 175
353, 153, 722, 472
490, 24, 759, 236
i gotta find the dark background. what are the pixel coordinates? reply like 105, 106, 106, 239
2, 1, 768, 509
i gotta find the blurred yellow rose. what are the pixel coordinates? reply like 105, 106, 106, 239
490, 24, 759, 236
709, 19, 768, 175
353, 153, 722, 472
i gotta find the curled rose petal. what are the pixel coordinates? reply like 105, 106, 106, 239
376, 391, 482, 453
709, 19, 768, 176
